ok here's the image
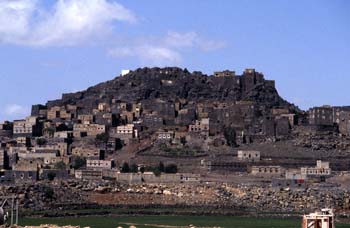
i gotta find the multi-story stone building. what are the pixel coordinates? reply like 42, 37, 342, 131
189, 118, 209, 137
308, 106, 333, 126
113, 124, 138, 139
73, 123, 106, 137
13, 116, 42, 137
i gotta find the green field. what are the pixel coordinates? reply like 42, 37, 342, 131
18, 216, 350, 228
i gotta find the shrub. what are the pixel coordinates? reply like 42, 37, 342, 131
47, 172, 56, 181
165, 164, 178, 173
121, 162, 130, 173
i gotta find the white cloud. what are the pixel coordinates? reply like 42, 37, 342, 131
3, 104, 29, 118
108, 45, 181, 66
0, 0, 37, 42
108, 31, 226, 66
164, 31, 226, 51
0, 0, 136, 46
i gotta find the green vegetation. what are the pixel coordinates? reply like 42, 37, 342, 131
159, 143, 204, 157
47, 172, 56, 181
54, 161, 66, 169
224, 126, 237, 147
130, 163, 138, 173
18, 215, 350, 228
42, 186, 54, 199
96, 132, 109, 143
121, 162, 130, 173
141, 162, 178, 176
72, 156, 86, 170
36, 138, 47, 146
164, 163, 177, 173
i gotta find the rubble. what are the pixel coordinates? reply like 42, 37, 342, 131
1, 180, 349, 215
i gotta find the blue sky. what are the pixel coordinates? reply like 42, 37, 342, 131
0, 0, 349, 121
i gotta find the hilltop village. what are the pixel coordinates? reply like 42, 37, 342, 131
1, 67, 350, 216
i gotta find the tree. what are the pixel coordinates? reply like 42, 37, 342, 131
153, 168, 161, 177
158, 162, 165, 173
47, 172, 56, 181
43, 186, 54, 199
139, 166, 145, 173
96, 132, 109, 144
165, 164, 178, 174
115, 138, 123, 150
121, 162, 130, 173
224, 126, 237, 147
130, 163, 138, 173
36, 138, 47, 146
54, 161, 66, 169
180, 137, 187, 145
72, 156, 86, 170
56, 124, 69, 132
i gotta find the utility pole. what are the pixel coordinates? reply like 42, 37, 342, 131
10, 198, 14, 225
15, 199, 19, 225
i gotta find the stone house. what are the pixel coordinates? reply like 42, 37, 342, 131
237, 150, 260, 162
114, 124, 138, 140
40, 169, 70, 180
47, 106, 75, 120
142, 113, 164, 129
71, 146, 104, 159
251, 166, 283, 176
34, 142, 68, 156
156, 130, 175, 142
189, 118, 209, 137
214, 70, 235, 77
13, 116, 42, 137
338, 111, 350, 136
13, 158, 43, 171
308, 106, 333, 126
86, 159, 113, 170
54, 131, 74, 139
44, 156, 70, 167
332, 106, 350, 124
73, 123, 106, 137
301, 160, 331, 176
1, 170, 38, 183
78, 114, 94, 124
75, 169, 103, 180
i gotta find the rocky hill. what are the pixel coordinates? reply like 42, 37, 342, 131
46, 67, 299, 113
